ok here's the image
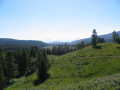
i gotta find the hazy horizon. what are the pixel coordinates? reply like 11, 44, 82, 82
0, 0, 120, 42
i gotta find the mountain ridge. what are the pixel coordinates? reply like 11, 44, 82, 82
1, 31, 120, 46
69, 31, 120, 45
0, 38, 48, 49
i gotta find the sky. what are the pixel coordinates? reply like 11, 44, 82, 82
0, 0, 120, 42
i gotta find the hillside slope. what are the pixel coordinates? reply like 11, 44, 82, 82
6, 43, 120, 90
0, 38, 48, 50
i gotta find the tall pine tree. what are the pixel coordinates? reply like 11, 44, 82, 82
37, 50, 49, 81
5, 52, 18, 83
91, 29, 98, 48
16, 50, 28, 76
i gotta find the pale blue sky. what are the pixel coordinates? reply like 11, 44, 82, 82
0, 0, 120, 42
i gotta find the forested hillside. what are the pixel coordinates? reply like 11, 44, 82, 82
0, 38, 48, 50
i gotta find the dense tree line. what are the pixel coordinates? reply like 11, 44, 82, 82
46, 45, 77, 55
76, 41, 85, 49
0, 47, 49, 90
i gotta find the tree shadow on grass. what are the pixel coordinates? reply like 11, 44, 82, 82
93, 45, 102, 49
33, 74, 50, 86
116, 46, 120, 49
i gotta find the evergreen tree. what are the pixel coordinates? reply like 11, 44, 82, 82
0, 56, 5, 90
112, 31, 120, 43
76, 41, 85, 49
30, 46, 38, 57
97, 37, 105, 43
37, 50, 49, 80
81, 41, 85, 48
15, 50, 28, 76
91, 29, 98, 48
0, 51, 8, 86
24, 53, 32, 76
5, 52, 18, 83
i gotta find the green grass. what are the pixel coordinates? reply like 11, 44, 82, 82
6, 43, 120, 90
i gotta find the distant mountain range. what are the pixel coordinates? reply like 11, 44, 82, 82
0, 38, 48, 50
0, 31, 120, 49
69, 31, 120, 45
50, 31, 120, 45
